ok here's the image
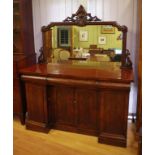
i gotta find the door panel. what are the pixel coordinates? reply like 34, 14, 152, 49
99, 90, 129, 135
76, 88, 98, 131
25, 83, 46, 123
55, 86, 75, 126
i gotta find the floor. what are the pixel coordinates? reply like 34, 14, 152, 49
14, 119, 138, 155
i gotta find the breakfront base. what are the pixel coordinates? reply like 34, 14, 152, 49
98, 133, 126, 147
20, 63, 133, 147
26, 120, 50, 133
25, 121, 127, 147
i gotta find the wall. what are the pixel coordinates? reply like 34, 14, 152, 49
52, 25, 122, 50
73, 26, 122, 49
32, 0, 138, 114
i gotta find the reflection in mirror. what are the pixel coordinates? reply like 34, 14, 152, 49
50, 25, 123, 63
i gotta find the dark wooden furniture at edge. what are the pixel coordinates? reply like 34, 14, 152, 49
13, 0, 36, 123
19, 5, 133, 147
137, 0, 142, 154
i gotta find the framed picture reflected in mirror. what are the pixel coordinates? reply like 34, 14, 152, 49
101, 25, 115, 34
98, 36, 106, 44
79, 30, 88, 41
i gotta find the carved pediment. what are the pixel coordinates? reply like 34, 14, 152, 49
63, 5, 101, 26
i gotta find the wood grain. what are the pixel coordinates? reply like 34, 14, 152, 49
20, 62, 133, 147
14, 119, 138, 155
20, 62, 133, 83
13, 0, 36, 123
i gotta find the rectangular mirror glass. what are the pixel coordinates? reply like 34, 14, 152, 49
50, 25, 123, 63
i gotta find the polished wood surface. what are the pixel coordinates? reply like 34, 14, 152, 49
137, 0, 142, 154
48, 86, 98, 136
20, 62, 133, 83
138, 127, 142, 155
98, 90, 129, 146
69, 57, 88, 61
14, 119, 138, 155
20, 62, 133, 147
137, 0, 142, 132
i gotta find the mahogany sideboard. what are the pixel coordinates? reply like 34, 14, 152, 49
19, 62, 133, 147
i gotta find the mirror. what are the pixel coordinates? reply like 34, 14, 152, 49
50, 25, 122, 62
39, 5, 132, 69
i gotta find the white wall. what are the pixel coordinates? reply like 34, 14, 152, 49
32, 0, 138, 113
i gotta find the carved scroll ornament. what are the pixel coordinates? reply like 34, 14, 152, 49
123, 49, 132, 69
63, 5, 101, 26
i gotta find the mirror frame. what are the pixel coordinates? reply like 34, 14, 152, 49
38, 5, 132, 69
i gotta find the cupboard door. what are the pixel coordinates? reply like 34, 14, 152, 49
76, 88, 98, 134
47, 86, 56, 125
24, 80, 49, 133
25, 83, 47, 123
99, 90, 129, 147
55, 86, 76, 126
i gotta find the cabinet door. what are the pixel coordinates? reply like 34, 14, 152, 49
99, 90, 129, 146
76, 88, 98, 134
55, 86, 76, 126
26, 83, 47, 123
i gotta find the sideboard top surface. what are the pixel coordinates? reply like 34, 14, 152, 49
19, 61, 133, 83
